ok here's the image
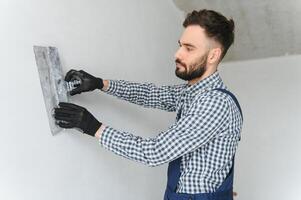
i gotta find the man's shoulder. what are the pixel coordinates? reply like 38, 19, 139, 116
190, 86, 232, 110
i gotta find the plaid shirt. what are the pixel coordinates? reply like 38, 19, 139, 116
99, 71, 243, 193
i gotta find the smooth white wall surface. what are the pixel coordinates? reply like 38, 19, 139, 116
1, 1, 300, 200
0, 1, 184, 200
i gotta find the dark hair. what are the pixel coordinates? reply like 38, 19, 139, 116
183, 9, 235, 61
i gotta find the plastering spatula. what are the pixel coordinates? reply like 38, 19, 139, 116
33, 46, 73, 135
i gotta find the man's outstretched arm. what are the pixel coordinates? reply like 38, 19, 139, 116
65, 69, 185, 112
95, 94, 233, 167
101, 79, 185, 112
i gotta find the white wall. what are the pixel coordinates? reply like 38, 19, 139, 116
219, 55, 301, 200
1, 1, 300, 200
0, 1, 184, 200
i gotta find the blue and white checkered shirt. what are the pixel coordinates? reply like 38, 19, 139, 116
99, 71, 243, 193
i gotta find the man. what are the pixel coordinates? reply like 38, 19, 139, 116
54, 9, 243, 200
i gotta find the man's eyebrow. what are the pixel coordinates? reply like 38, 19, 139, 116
178, 40, 196, 48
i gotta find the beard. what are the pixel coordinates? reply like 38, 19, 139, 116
175, 52, 208, 81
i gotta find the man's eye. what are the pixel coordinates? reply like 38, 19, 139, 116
186, 47, 192, 51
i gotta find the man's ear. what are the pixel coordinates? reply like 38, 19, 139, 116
208, 47, 222, 64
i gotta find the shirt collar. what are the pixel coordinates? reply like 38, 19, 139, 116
183, 71, 223, 98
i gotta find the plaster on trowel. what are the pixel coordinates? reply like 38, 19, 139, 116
33, 46, 80, 135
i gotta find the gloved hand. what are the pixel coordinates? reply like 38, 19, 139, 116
54, 102, 102, 137
65, 69, 104, 96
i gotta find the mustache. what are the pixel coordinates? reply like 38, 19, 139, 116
175, 59, 186, 68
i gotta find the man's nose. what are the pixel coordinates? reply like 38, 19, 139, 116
174, 48, 183, 61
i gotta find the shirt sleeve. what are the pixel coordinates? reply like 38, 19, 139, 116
99, 94, 230, 167
102, 79, 185, 112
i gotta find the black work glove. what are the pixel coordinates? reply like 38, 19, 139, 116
65, 69, 104, 96
54, 102, 102, 137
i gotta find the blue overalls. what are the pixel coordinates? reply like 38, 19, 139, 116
164, 88, 243, 200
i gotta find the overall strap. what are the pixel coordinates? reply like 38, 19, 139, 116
166, 157, 182, 192
166, 106, 183, 192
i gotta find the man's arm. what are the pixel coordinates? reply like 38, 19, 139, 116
100, 79, 186, 112
96, 94, 233, 167
101, 80, 110, 92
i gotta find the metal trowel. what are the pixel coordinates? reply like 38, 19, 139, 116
33, 46, 80, 135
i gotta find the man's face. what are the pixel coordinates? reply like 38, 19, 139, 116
174, 25, 210, 81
